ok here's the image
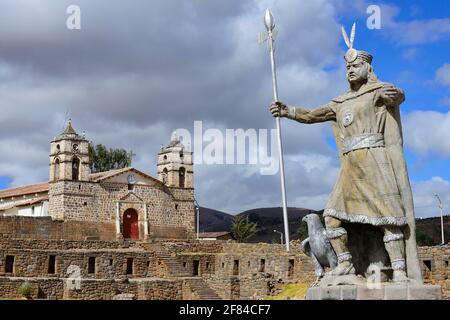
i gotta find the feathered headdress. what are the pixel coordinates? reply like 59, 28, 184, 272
341, 23, 373, 64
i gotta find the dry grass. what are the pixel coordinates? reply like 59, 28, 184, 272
266, 282, 309, 300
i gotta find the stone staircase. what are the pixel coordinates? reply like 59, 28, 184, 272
157, 252, 191, 277
184, 278, 221, 300
155, 251, 221, 300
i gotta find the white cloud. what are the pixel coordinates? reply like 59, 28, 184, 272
403, 110, 450, 156
412, 177, 450, 218
435, 64, 450, 87
0, 0, 349, 214
389, 18, 450, 45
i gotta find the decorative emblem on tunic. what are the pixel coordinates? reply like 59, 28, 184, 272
342, 111, 353, 127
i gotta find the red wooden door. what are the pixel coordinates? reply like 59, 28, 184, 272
123, 209, 139, 240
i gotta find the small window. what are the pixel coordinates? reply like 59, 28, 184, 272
233, 260, 239, 276
175, 204, 178, 210
109, 259, 113, 266
163, 155, 167, 160
126, 258, 134, 275
146, 261, 150, 267
183, 262, 187, 268
128, 184, 134, 191
83, 202, 87, 206
222, 262, 225, 269
88, 257, 96, 274
180, 152, 184, 158
444, 260, 449, 268
56, 144, 60, 151
193, 260, 200, 276
78, 184, 81, 190
423, 260, 432, 271
206, 262, 210, 270
288, 259, 295, 277
259, 259, 266, 272
5, 255, 14, 273
48, 255, 56, 274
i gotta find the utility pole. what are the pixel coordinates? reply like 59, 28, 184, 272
194, 197, 200, 240
434, 194, 445, 245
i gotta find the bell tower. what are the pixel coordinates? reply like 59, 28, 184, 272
49, 119, 90, 182
157, 132, 193, 188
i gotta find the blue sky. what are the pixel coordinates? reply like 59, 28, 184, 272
0, 177, 10, 189
0, 0, 449, 218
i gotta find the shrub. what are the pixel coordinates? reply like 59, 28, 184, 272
19, 282, 32, 299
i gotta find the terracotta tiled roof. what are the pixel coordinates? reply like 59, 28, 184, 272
0, 182, 49, 199
0, 196, 49, 211
0, 167, 163, 200
198, 232, 231, 238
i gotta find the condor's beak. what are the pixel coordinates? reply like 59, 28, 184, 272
302, 216, 307, 222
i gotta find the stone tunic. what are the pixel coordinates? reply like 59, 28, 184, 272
294, 82, 407, 226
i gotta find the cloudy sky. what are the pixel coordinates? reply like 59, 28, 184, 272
0, 0, 449, 218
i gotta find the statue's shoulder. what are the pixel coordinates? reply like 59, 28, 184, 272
331, 82, 386, 103
330, 90, 352, 103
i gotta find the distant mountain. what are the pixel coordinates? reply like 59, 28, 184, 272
416, 216, 450, 245
199, 206, 322, 243
199, 206, 450, 245
198, 207, 234, 233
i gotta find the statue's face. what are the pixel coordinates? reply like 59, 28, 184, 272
346, 59, 369, 84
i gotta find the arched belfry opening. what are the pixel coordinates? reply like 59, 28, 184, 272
72, 158, 80, 181
54, 158, 60, 181
162, 168, 168, 184
179, 167, 185, 188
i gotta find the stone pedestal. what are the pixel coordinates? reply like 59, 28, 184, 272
306, 283, 442, 300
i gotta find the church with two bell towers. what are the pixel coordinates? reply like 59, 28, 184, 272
0, 120, 196, 241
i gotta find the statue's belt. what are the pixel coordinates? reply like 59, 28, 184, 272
342, 133, 384, 154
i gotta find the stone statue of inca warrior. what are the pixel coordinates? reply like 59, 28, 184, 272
270, 23, 422, 283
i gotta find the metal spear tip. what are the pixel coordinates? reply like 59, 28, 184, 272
264, 8, 275, 31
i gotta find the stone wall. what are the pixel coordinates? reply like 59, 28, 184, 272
0, 277, 183, 300
176, 242, 315, 300
0, 216, 116, 240
214, 245, 314, 300
0, 237, 447, 300
418, 246, 449, 299
0, 243, 155, 279
0, 238, 316, 300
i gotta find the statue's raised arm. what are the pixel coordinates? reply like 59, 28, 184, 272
270, 101, 336, 123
